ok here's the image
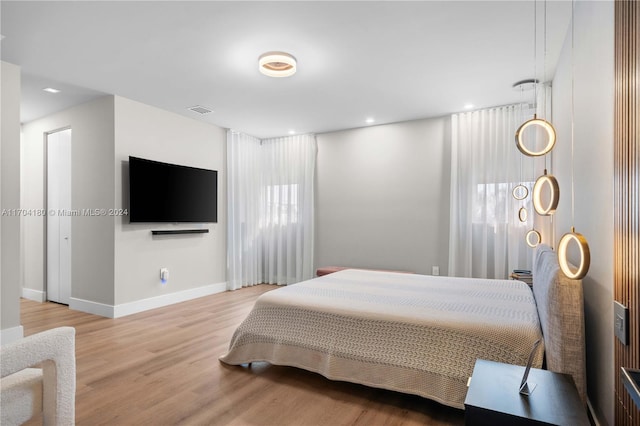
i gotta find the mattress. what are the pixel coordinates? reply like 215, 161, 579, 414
219, 269, 544, 409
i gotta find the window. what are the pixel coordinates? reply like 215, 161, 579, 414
472, 181, 534, 226
261, 184, 299, 226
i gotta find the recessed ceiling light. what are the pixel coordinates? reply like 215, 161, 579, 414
259, 51, 297, 78
464, 103, 474, 109
365, 117, 375, 124
42, 87, 61, 94
288, 130, 296, 135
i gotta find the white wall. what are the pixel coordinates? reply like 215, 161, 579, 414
315, 117, 450, 275
113, 96, 226, 306
1, 61, 23, 343
21, 95, 227, 317
551, 1, 614, 424
21, 96, 116, 305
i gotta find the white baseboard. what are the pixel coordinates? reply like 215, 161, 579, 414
113, 281, 227, 318
69, 297, 115, 318
69, 282, 227, 319
21, 287, 46, 302
0, 326, 24, 345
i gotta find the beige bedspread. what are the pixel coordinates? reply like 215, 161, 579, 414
219, 269, 544, 409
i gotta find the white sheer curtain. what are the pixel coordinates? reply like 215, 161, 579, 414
448, 104, 534, 279
227, 130, 317, 290
227, 131, 263, 290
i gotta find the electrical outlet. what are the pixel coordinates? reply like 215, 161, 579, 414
432, 266, 440, 276
614, 301, 628, 345
160, 268, 169, 285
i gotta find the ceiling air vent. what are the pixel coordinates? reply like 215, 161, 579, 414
187, 105, 214, 115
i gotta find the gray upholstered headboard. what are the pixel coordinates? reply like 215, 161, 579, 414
532, 244, 587, 402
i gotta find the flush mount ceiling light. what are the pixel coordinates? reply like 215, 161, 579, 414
258, 51, 297, 77
532, 169, 559, 215
42, 87, 61, 94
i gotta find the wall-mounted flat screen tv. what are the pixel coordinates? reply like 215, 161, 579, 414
129, 156, 218, 223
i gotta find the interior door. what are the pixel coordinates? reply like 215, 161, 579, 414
47, 128, 71, 304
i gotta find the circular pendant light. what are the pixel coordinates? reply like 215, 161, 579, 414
533, 169, 559, 215
518, 207, 528, 222
525, 229, 541, 248
258, 51, 297, 77
558, 227, 591, 279
515, 114, 557, 157
556, 2, 591, 282
512, 184, 529, 200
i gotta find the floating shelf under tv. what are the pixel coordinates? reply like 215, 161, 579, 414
151, 229, 209, 235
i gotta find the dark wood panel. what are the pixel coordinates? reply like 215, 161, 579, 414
614, 1, 640, 424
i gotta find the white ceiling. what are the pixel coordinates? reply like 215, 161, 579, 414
1, 1, 571, 139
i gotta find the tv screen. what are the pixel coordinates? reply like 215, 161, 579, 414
129, 156, 218, 223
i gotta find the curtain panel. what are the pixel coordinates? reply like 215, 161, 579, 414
448, 104, 535, 279
227, 131, 317, 290
227, 131, 263, 290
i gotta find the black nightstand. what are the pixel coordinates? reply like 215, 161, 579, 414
464, 359, 589, 426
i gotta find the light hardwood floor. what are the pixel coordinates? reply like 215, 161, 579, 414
20, 285, 465, 426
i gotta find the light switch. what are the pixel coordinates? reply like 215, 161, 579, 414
614, 301, 629, 345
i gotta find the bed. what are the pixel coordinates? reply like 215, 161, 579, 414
219, 244, 586, 409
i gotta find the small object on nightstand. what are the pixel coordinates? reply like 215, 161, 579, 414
464, 359, 589, 426
518, 339, 541, 396
510, 269, 533, 286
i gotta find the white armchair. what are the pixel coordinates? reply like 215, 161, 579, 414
1, 327, 76, 425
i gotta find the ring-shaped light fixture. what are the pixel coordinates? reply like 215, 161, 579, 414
512, 184, 529, 200
533, 170, 559, 215
518, 207, 528, 222
557, 227, 591, 280
525, 229, 541, 248
259, 51, 297, 77
515, 114, 557, 157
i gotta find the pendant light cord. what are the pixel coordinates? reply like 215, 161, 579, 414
533, 0, 538, 110
543, 0, 548, 118
570, 0, 576, 226
544, 0, 549, 172
518, 89, 524, 187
